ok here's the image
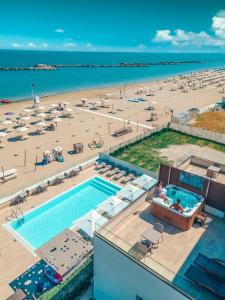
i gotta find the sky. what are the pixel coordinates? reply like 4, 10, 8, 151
1, 0, 225, 52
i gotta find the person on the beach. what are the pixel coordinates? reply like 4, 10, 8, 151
170, 199, 184, 213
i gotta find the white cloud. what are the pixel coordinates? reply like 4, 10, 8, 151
12, 43, 23, 48
153, 10, 225, 48
212, 10, 225, 38
138, 43, 147, 49
63, 42, 77, 48
27, 42, 37, 48
153, 30, 173, 42
41, 43, 48, 48
55, 28, 64, 33
85, 42, 92, 48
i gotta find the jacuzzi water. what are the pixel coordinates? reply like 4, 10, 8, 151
166, 185, 202, 209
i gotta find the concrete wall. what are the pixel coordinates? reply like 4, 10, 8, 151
94, 235, 190, 300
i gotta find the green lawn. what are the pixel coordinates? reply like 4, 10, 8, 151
112, 129, 225, 172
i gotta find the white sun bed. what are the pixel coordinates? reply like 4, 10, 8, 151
132, 174, 157, 190
97, 196, 129, 217
117, 184, 145, 202
72, 210, 108, 238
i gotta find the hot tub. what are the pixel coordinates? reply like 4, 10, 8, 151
151, 184, 204, 230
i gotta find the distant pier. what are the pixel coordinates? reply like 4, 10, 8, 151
0, 61, 202, 71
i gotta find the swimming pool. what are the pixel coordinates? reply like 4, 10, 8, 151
8, 177, 121, 250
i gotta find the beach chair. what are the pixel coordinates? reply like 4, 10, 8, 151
185, 264, 225, 299
194, 253, 225, 280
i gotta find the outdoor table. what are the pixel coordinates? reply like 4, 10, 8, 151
141, 226, 161, 245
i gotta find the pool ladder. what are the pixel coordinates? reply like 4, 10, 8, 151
6, 207, 24, 224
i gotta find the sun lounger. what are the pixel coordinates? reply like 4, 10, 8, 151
185, 264, 225, 299
11, 191, 28, 205
113, 170, 127, 180
30, 183, 48, 195
48, 177, 64, 186
194, 253, 225, 280
106, 168, 119, 178
99, 165, 112, 174
121, 174, 136, 184
117, 184, 145, 202
0, 168, 17, 183
64, 169, 79, 178
95, 162, 106, 170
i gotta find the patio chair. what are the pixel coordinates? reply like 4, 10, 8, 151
194, 253, 225, 281
137, 240, 153, 257
154, 222, 164, 243
185, 264, 225, 299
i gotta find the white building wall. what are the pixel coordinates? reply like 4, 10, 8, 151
94, 236, 190, 300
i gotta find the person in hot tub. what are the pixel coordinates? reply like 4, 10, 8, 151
170, 199, 184, 213
155, 181, 169, 203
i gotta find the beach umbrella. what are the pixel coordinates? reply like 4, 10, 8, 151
50, 110, 60, 115
0, 120, 12, 126
23, 108, 32, 114
36, 112, 46, 118
151, 101, 157, 105
16, 126, 28, 133
0, 132, 7, 137
36, 121, 46, 127
63, 101, 69, 105
50, 104, 58, 108
81, 98, 87, 101
64, 107, 72, 112
38, 106, 45, 110
4, 112, 15, 116
20, 116, 30, 121
53, 118, 62, 123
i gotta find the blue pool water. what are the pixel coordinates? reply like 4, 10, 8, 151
166, 185, 203, 209
9, 177, 120, 249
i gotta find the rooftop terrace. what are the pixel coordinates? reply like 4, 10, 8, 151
96, 196, 225, 300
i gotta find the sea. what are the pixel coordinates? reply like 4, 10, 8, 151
0, 50, 225, 102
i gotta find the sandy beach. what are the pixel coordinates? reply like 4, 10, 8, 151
0, 68, 223, 199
